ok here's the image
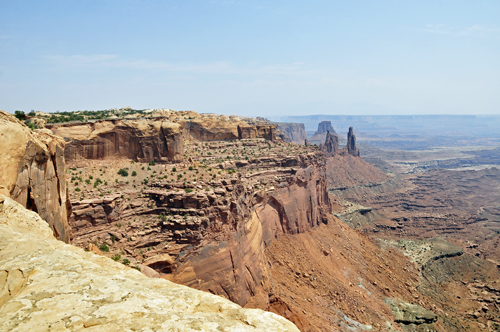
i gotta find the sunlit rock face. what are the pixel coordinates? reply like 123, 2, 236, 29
0, 110, 72, 243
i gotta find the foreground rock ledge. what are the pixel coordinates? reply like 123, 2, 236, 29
0, 195, 299, 332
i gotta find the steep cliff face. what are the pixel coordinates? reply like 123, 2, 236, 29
49, 118, 184, 163
275, 123, 307, 144
49, 114, 278, 165
0, 111, 72, 243
0, 195, 300, 332
70, 151, 330, 307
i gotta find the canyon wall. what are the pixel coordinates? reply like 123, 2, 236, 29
0, 111, 72, 243
70, 152, 330, 307
49, 115, 278, 164
0, 194, 299, 332
49, 118, 184, 163
275, 123, 307, 144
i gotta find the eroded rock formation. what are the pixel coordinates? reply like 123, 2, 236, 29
319, 130, 339, 157
275, 123, 307, 144
48, 111, 279, 164
346, 126, 360, 157
0, 110, 72, 243
49, 118, 184, 163
70, 152, 330, 308
0, 195, 299, 332
320, 127, 360, 158
314, 121, 337, 136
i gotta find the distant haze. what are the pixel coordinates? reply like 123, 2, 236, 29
1, 1, 499, 116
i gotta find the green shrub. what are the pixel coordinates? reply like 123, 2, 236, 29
122, 259, 131, 265
131, 171, 137, 176
149, 160, 156, 166
118, 168, 129, 176
99, 243, 110, 252
185, 188, 193, 193
111, 254, 121, 261
75, 187, 81, 192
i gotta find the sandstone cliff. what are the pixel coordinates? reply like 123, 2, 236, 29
48, 111, 278, 164
0, 195, 299, 332
275, 123, 307, 144
70, 150, 330, 308
0, 110, 72, 243
49, 118, 184, 164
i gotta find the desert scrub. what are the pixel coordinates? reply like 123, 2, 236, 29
99, 243, 110, 252
118, 168, 129, 176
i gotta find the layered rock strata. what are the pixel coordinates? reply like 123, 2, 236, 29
49, 118, 184, 163
0, 195, 299, 332
0, 110, 72, 243
48, 112, 279, 164
70, 151, 330, 307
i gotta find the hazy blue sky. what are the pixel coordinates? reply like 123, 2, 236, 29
1, 0, 499, 116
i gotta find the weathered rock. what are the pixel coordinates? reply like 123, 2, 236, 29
319, 130, 339, 157
0, 110, 72, 243
70, 153, 330, 308
385, 298, 438, 325
346, 126, 360, 157
49, 118, 184, 163
275, 123, 307, 144
314, 121, 337, 136
0, 195, 300, 332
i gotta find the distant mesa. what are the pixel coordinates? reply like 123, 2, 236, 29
308, 121, 338, 145
314, 121, 337, 136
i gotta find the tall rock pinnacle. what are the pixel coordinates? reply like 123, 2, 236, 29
320, 130, 339, 157
346, 126, 360, 157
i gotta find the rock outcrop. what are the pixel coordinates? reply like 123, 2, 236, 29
0, 110, 72, 243
48, 112, 279, 164
320, 126, 360, 158
319, 130, 339, 157
346, 126, 360, 157
314, 120, 337, 136
308, 121, 338, 145
49, 118, 184, 164
0, 195, 299, 332
385, 298, 438, 327
275, 123, 307, 144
